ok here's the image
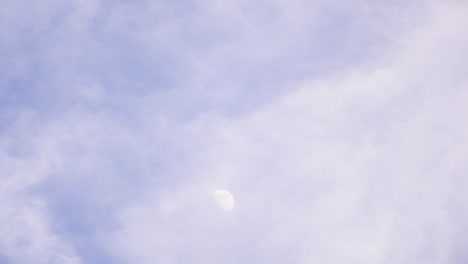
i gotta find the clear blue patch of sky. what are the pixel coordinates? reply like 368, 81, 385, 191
28, 176, 121, 264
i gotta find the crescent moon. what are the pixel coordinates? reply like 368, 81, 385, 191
212, 189, 234, 212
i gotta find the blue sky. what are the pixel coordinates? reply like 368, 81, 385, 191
1, 0, 468, 263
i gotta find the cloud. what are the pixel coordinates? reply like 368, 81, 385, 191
104, 2, 468, 263
0, 0, 467, 263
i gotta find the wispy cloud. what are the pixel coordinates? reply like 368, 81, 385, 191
1, 0, 467, 263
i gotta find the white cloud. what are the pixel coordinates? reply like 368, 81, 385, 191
101, 1, 468, 263
1, 0, 467, 263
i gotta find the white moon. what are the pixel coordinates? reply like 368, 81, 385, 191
212, 189, 234, 212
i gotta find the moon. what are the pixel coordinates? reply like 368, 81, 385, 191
212, 189, 234, 212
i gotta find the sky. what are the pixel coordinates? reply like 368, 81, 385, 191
1, 0, 468, 263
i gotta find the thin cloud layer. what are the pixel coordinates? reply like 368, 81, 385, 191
1, 0, 467, 263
